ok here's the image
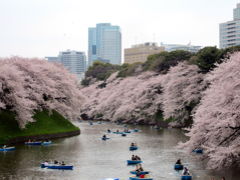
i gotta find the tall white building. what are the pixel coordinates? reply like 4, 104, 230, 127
220, 3, 240, 49
46, 50, 87, 80
88, 23, 122, 66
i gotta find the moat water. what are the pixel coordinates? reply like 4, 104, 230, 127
0, 121, 239, 180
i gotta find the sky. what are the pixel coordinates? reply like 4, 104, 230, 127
0, 0, 239, 58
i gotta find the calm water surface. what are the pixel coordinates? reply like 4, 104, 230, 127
0, 122, 239, 180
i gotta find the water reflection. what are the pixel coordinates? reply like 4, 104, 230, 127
0, 122, 239, 180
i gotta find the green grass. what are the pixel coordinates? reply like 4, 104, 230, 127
0, 110, 80, 144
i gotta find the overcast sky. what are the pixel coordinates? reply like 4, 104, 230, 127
0, 0, 239, 58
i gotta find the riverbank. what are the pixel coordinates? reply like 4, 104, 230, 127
0, 110, 80, 145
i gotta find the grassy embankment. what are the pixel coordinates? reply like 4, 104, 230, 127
0, 110, 79, 144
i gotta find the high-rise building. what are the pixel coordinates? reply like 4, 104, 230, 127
46, 50, 87, 80
124, 42, 165, 64
220, 3, 240, 49
160, 43, 201, 53
88, 23, 122, 66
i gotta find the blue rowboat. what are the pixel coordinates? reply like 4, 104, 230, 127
42, 141, 52, 145
25, 142, 42, 145
132, 129, 139, 132
129, 146, 138, 151
102, 137, 110, 141
129, 177, 153, 180
130, 171, 149, 175
127, 160, 142, 165
174, 164, 184, 170
181, 175, 192, 180
122, 133, 127, 136
113, 132, 124, 134
0, 147, 16, 151
41, 163, 73, 170
193, 149, 203, 154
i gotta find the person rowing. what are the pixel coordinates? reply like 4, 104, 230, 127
182, 167, 190, 175
131, 155, 137, 160
135, 155, 141, 160
136, 164, 144, 172
131, 142, 136, 147
176, 159, 182, 165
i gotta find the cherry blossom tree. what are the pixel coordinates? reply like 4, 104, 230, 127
0, 57, 84, 128
183, 52, 240, 169
80, 62, 205, 126
80, 71, 164, 124
162, 62, 206, 127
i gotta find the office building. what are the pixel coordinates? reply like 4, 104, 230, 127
220, 3, 240, 48
88, 23, 121, 66
124, 42, 165, 64
160, 43, 201, 53
45, 57, 59, 63
46, 50, 86, 80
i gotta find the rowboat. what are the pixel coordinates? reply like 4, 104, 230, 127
132, 129, 139, 132
102, 137, 110, 141
25, 142, 42, 145
181, 175, 192, 180
174, 164, 184, 170
130, 171, 149, 175
129, 176, 153, 180
41, 163, 73, 170
113, 132, 124, 134
42, 141, 52, 145
127, 160, 142, 165
129, 146, 138, 151
0, 147, 16, 151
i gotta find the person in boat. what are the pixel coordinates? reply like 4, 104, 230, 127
44, 160, 49, 166
107, 129, 111, 133
116, 129, 119, 132
135, 155, 141, 160
182, 167, 190, 175
54, 160, 59, 164
131, 142, 135, 147
61, 161, 65, 165
176, 159, 182, 165
136, 164, 144, 172
131, 155, 137, 160
2, 145, 7, 149
102, 134, 107, 139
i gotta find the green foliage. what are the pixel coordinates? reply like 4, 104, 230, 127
81, 78, 91, 86
143, 50, 193, 73
154, 110, 164, 122
0, 110, 79, 144
117, 62, 143, 77
82, 46, 240, 83
220, 45, 240, 59
85, 61, 120, 81
191, 46, 223, 72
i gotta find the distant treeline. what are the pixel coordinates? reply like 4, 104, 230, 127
82, 46, 240, 86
